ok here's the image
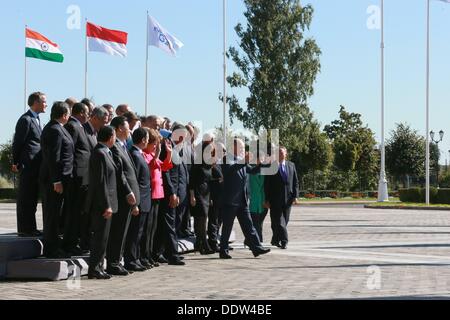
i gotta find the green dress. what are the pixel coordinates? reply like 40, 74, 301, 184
249, 173, 265, 214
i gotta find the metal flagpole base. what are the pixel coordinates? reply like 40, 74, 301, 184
377, 170, 389, 202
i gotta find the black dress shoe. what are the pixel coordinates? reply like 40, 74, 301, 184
148, 259, 159, 267
168, 259, 185, 266
280, 242, 287, 250
106, 266, 129, 276
157, 255, 168, 264
88, 270, 112, 280
219, 250, 232, 259
140, 260, 153, 269
124, 263, 146, 272
65, 246, 84, 256
252, 247, 271, 258
271, 241, 282, 248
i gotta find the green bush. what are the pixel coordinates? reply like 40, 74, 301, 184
400, 187, 444, 204
436, 189, 450, 205
0, 188, 16, 200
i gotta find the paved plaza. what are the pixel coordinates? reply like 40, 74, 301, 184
2, 203, 450, 300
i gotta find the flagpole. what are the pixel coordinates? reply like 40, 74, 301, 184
426, 0, 431, 205
145, 11, 149, 116
85, 18, 88, 98
378, 0, 389, 202
24, 25, 27, 113
223, 0, 227, 148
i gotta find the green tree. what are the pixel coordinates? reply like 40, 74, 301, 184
294, 121, 333, 191
0, 141, 14, 183
386, 123, 425, 188
324, 106, 379, 191
225, 0, 321, 144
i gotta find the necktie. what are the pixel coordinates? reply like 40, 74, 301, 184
36, 115, 42, 130
280, 163, 287, 183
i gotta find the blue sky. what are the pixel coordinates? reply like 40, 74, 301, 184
3, 0, 450, 163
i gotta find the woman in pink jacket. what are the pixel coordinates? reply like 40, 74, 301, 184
142, 128, 173, 267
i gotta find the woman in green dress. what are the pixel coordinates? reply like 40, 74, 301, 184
249, 159, 269, 243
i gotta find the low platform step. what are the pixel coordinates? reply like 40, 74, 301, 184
6, 257, 89, 281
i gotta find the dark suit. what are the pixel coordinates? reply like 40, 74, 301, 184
265, 161, 299, 245
12, 110, 42, 234
85, 143, 118, 273
219, 159, 263, 252
208, 164, 223, 248
124, 146, 151, 266
107, 140, 140, 268
40, 120, 74, 256
83, 121, 97, 151
62, 117, 91, 252
159, 144, 188, 262
80, 121, 97, 250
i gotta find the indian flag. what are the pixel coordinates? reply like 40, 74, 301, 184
25, 28, 64, 63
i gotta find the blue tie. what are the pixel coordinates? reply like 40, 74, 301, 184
280, 163, 287, 183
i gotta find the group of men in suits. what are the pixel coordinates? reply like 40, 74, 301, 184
11, 92, 299, 279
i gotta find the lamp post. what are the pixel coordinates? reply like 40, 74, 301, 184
430, 130, 444, 187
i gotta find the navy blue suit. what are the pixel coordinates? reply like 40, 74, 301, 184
125, 146, 151, 266
12, 110, 42, 234
161, 144, 189, 262
265, 161, 299, 245
219, 159, 263, 252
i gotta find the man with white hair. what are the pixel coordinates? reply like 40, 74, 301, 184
219, 138, 271, 259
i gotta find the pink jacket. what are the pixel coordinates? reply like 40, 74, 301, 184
142, 151, 173, 200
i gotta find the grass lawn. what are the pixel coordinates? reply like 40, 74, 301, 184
298, 197, 399, 202
0, 199, 15, 203
367, 202, 450, 208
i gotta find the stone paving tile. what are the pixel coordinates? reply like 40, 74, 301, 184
1, 204, 450, 299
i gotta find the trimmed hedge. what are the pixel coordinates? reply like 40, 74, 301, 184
299, 190, 399, 199
399, 188, 450, 204
0, 188, 17, 200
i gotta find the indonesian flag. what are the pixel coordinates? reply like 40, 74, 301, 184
25, 28, 64, 63
87, 22, 128, 58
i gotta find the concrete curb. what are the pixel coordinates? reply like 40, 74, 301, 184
364, 205, 450, 211
297, 202, 376, 206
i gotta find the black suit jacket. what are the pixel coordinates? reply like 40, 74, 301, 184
221, 159, 260, 207
12, 110, 42, 169
265, 161, 299, 209
164, 143, 189, 201
85, 143, 118, 214
65, 117, 91, 186
83, 121, 97, 151
40, 120, 74, 184
111, 140, 141, 206
129, 146, 151, 213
